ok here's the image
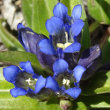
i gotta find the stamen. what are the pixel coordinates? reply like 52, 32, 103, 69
62, 79, 70, 86
56, 92, 60, 95
57, 32, 72, 49
64, 42, 72, 49
65, 32, 68, 43
57, 43, 64, 49
57, 43, 72, 50
25, 78, 33, 86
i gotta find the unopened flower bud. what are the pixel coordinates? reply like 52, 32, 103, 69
60, 99, 72, 110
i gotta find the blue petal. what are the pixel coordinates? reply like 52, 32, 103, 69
78, 45, 101, 67
74, 82, 79, 87
27, 88, 35, 94
73, 65, 86, 82
3, 66, 21, 83
17, 23, 25, 30
53, 59, 68, 76
10, 88, 27, 98
78, 45, 101, 80
32, 74, 39, 79
19, 61, 34, 74
64, 42, 81, 53
18, 27, 33, 52
64, 87, 81, 99
72, 5, 82, 20
53, 3, 68, 19
34, 76, 46, 94
18, 26, 46, 54
71, 19, 84, 36
46, 17, 64, 35
64, 23, 71, 33
45, 76, 60, 92
39, 39, 56, 55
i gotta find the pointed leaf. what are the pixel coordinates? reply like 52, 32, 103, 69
22, 0, 58, 36
87, 0, 110, 25
0, 51, 43, 73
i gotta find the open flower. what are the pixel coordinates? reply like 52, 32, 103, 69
47, 3, 84, 44
3, 61, 37, 97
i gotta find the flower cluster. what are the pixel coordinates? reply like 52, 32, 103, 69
3, 3, 101, 101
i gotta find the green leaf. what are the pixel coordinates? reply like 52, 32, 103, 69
1, 91, 110, 110
87, 0, 110, 25
81, 71, 110, 95
0, 51, 43, 73
0, 20, 24, 51
22, 0, 90, 50
22, 0, 58, 36
72, 101, 87, 110
0, 92, 61, 110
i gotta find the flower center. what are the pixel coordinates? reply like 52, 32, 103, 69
25, 78, 37, 86
62, 79, 70, 87
57, 32, 72, 49
15, 72, 37, 90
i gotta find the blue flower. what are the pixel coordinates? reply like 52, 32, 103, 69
3, 61, 37, 97
17, 23, 57, 70
47, 3, 84, 42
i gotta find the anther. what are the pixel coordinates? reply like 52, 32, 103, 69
25, 78, 33, 86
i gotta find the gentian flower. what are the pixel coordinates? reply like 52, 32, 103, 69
3, 2, 104, 103
17, 23, 57, 70
48, 3, 84, 43
3, 61, 37, 97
